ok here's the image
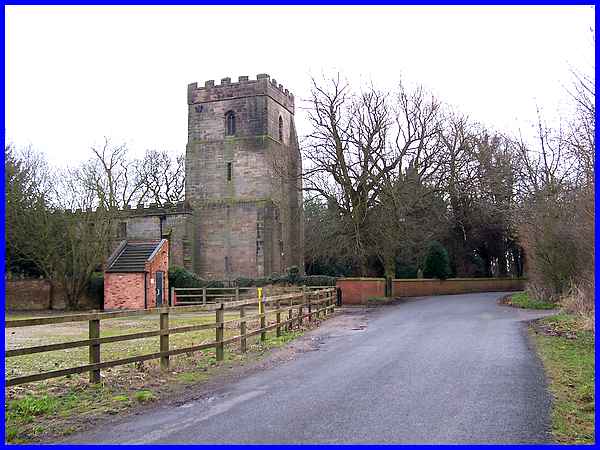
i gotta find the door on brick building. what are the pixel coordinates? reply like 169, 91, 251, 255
156, 271, 164, 307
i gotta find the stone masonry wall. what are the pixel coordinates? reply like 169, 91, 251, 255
111, 205, 191, 270
186, 74, 303, 279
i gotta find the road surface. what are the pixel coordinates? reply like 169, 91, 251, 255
66, 292, 554, 444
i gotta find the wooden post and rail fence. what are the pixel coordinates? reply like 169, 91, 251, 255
5, 287, 337, 387
169, 285, 332, 306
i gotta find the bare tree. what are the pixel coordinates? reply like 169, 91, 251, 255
75, 137, 145, 209
138, 150, 185, 206
6, 147, 113, 309
303, 75, 395, 274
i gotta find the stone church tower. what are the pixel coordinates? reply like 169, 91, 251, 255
185, 74, 304, 279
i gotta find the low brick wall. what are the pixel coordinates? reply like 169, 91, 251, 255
5, 279, 100, 311
5, 279, 52, 310
337, 277, 526, 305
392, 278, 526, 297
336, 278, 386, 305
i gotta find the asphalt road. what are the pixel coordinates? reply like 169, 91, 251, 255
67, 292, 555, 444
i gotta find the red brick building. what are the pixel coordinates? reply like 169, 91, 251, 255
104, 240, 169, 310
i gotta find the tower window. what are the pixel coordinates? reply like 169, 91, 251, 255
227, 162, 232, 181
256, 213, 263, 239
278, 116, 284, 142
225, 111, 236, 136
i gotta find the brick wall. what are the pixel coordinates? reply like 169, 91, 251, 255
145, 241, 169, 308
104, 273, 146, 310
5, 279, 52, 310
5, 279, 100, 311
337, 277, 527, 305
336, 278, 386, 305
392, 278, 526, 297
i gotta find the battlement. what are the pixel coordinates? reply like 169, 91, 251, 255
70, 201, 192, 216
187, 74, 294, 113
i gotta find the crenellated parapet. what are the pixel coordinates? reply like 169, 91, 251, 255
187, 73, 294, 114
70, 201, 193, 217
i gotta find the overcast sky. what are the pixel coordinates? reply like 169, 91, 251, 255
5, 5, 595, 166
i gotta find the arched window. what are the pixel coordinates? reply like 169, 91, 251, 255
225, 111, 236, 136
278, 116, 284, 142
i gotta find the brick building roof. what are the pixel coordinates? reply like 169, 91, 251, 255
106, 241, 162, 273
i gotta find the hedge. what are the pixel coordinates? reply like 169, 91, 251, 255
168, 266, 337, 289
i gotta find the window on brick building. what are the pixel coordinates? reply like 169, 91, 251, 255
227, 162, 232, 181
278, 116, 284, 142
225, 111, 236, 136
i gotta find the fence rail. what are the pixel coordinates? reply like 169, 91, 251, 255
171, 286, 259, 306
5, 287, 337, 387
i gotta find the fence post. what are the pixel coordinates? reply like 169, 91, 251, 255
89, 319, 100, 384
240, 305, 247, 353
235, 287, 240, 302
160, 309, 169, 370
216, 304, 224, 361
300, 286, 307, 327
330, 289, 335, 314
276, 300, 281, 337
260, 301, 267, 341
202, 288, 207, 305
170, 287, 175, 306
318, 291, 322, 319
287, 298, 293, 332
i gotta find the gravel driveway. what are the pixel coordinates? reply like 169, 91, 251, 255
65, 292, 555, 444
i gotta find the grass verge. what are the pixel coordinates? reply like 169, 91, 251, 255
502, 291, 556, 310
530, 313, 595, 443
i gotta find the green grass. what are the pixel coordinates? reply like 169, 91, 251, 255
260, 330, 304, 350
531, 314, 595, 443
134, 390, 155, 402
6, 394, 59, 419
506, 292, 556, 310
367, 296, 388, 302
5, 386, 114, 443
176, 372, 208, 383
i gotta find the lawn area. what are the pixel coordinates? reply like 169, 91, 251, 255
503, 291, 557, 310
4, 306, 312, 443
530, 314, 595, 444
